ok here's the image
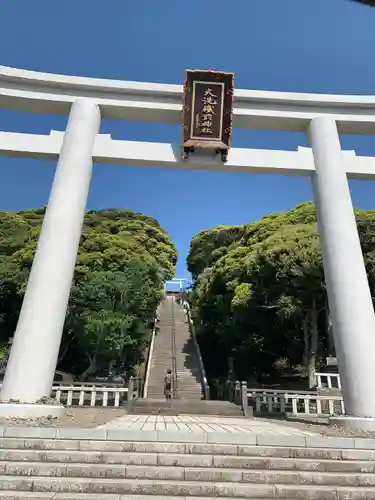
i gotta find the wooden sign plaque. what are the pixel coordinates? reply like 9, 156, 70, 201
182, 70, 234, 163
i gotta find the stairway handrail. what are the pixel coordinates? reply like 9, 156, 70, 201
171, 297, 178, 399
181, 300, 210, 400
143, 304, 160, 398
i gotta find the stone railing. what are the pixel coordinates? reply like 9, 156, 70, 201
52, 385, 128, 407
247, 389, 345, 416
51, 376, 143, 408
69, 381, 125, 388
0, 376, 143, 408
315, 372, 341, 390
222, 380, 250, 417
143, 309, 159, 399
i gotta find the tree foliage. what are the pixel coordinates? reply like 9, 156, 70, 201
188, 202, 375, 386
352, 0, 375, 6
0, 208, 176, 378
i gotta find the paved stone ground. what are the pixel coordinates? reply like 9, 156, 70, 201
98, 414, 317, 435
0, 407, 126, 427
259, 416, 375, 438
2, 407, 375, 437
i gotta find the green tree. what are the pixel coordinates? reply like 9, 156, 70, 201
188, 202, 375, 386
0, 208, 176, 377
67, 265, 162, 379
352, 1, 375, 6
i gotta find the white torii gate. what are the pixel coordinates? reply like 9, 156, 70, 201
1, 65, 375, 429
165, 279, 188, 293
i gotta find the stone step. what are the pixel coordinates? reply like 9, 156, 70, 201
158, 324, 187, 328
175, 397, 203, 400
3, 430, 375, 499
176, 380, 204, 383
176, 381, 201, 384
2, 461, 375, 486
176, 390, 202, 394
2, 449, 375, 473
0, 494, 253, 500
2, 438, 374, 461
175, 389, 202, 392
0, 476, 375, 498
0, 450, 375, 475
129, 401, 242, 416
176, 389, 202, 392
177, 381, 201, 384
177, 386, 200, 392
0, 440, 362, 461
176, 395, 203, 398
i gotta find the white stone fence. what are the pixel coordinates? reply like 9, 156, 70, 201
247, 389, 345, 417
0, 380, 137, 408
51, 385, 128, 407
68, 381, 125, 388
315, 372, 341, 390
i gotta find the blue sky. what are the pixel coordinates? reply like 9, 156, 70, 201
1, 0, 375, 277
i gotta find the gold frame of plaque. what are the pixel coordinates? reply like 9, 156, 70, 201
182, 70, 234, 163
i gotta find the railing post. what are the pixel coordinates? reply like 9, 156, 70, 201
241, 381, 248, 416
204, 382, 210, 401
127, 376, 134, 411
225, 379, 230, 401
235, 380, 241, 405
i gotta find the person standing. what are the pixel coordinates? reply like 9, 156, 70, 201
164, 369, 173, 404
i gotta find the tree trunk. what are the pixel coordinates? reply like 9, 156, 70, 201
308, 298, 319, 389
325, 297, 335, 356
79, 354, 97, 381
57, 338, 73, 366
302, 314, 310, 369
78, 329, 106, 381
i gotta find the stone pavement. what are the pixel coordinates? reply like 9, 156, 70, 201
98, 414, 317, 435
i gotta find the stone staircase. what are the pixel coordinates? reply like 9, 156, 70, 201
0, 431, 374, 498
130, 399, 243, 416
142, 296, 243, 416
147, 296, 203, 401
